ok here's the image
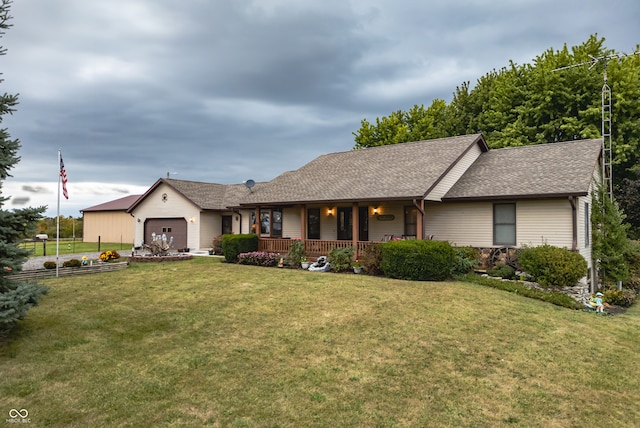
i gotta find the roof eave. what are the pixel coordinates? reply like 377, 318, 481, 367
441, 192, 589, 202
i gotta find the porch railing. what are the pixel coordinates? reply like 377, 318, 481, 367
258, 238, 376, 258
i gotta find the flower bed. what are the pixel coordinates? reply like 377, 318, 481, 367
129, 254, 193, 263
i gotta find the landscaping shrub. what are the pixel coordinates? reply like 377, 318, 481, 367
602, 288, 636, 307
222, 234, 258, 263
381, 240, 455, 281
212, 235, 224, 255
460, 273, 584, 310
327, 246, 354, 273
625, 240, 640, 294
284, 238, 306, 267
487, 263, 516, 279
63, 259, 82, 268
99, 250, 120, 262
238, 251, 280, 267
451, 246, 480, 275
43, 261, 56, 269
360, 244, 383, 275
517, 244, 587, 288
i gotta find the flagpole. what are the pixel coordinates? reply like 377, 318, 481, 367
56, 150, 61, 278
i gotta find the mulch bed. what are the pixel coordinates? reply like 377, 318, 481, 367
129, 254, 193, 263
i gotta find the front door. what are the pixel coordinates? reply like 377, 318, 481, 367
337, 206, 369, 241
222, 215, 233, 235
359, 206, 369, 241
337, 207, 352, 240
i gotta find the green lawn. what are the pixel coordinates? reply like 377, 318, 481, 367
19, 240, 130, 257
2, 257, 639, 427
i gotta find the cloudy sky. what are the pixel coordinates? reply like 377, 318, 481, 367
1, 0, 638, 217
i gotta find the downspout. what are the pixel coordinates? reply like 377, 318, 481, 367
413, 198, 426, 240
569, 196, 577, 251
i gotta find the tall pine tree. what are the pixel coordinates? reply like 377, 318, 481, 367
0, 0, 47, 336
591, 182, 630, 288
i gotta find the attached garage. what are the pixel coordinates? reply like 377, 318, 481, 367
144, 218, 188, 250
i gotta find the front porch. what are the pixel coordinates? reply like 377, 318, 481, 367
258, 237, 516, 269
258, 238, 381, 258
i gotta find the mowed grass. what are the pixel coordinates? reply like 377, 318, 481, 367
2, 257, 639, 427
19, 240, 130, 257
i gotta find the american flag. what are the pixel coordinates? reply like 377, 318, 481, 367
60, 156, 68, 199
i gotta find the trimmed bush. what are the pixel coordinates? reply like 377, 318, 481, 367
63, 259, 82, 268
327, 247, 354, 273
212, 235, 224, 255
487, 263, 516, 280
452, 246, 480, 275
360, 244, 383, 275
222, 234, 259, 263
603, 288, 636, 307
381, 240, 455, 281
518, 244, 587, 288
238, 251, 280, 267
43, 261, 57, 269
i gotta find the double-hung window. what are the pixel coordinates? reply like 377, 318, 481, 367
493, 203, 516, 246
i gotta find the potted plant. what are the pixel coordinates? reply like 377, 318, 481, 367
300, 256, 310, 270
352, 259, 362, 274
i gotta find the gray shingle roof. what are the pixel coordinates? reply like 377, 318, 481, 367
241, 134, 487, 205
127, 179, 261, 212
443, 139, 602, 200
164, 179, 259, 209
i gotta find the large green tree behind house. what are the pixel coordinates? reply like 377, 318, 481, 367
352, 35, 640, 232
0, 0, 47, 336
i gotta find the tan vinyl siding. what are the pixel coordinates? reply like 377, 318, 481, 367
426, 199, 574, 249
131, 183, 201, 248
319, 209, 336, 240
239, 209, 255, 235
282, 208, 302, 239
200, 211, 219, 248
516, 200, 572, 248
425, 202, 493, 246
428, 143, 483, 201
368, 203, 406, 241
82, 212, 135, 244
578, 182, 596, 270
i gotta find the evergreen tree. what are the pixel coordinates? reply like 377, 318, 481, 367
0, 0, 47, 336
591, 182, 630, 288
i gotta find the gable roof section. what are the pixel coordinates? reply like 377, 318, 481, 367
443, 139, 602, 201
127, 178, 259, 212
241, 134, 488, 205
82, 194, 141, 212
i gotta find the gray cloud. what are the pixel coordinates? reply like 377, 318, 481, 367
22, 185, 51, 194
1, 0, 639, 217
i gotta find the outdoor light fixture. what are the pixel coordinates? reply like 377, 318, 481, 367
373, 207, 379, 215
327, 208, 334, 216
189, 217, 196, 223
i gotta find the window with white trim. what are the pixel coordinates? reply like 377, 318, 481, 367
493, 203, 516, 246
